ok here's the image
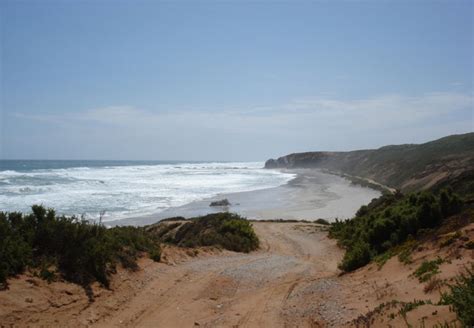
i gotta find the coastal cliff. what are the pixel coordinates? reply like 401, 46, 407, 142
265, 133, 474, 193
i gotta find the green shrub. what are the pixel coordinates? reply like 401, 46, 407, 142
373, 250, 395, 269
339, 241, 371, 272
439, 188, 462, 217
398, 248, 413, 265
440, 265, 474, 326
329, 189, 462, 272
153, 222, 182, 239
315, 218, 330, 225
0, 206, 161, 288
149, 248, 162, 262
396, 239, 417, 265
167, 212, 259, 253
414, 258, 444, 282
38, 261, 57, 283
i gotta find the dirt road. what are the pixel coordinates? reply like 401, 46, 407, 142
93, 222, 345, 328
0, 222, 353, 327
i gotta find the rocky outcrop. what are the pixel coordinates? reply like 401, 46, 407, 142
209, 199, 231, 207
265, 151, 340, 169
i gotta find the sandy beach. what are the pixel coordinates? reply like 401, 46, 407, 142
109, 169, 381, 226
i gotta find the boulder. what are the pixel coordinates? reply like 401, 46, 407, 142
209, 199, 231, 207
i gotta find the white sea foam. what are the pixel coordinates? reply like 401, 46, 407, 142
0, 162, 294, 221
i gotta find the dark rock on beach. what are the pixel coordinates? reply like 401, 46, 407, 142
209, 199, 231, 207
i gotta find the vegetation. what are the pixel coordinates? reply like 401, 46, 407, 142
413, 258, 444, 282
351, 299, 438, 327
424, 277, 442, 293
329, 188, 462, 272
440, 265, 474, 326
397, 239, 417, 265
399, 299, 432, 318
342, 173, 393, 195
466, 240, 474, 249
0, 205, 161, 288
266, 133, 474, 195
0, 207, 260, 289
440, 231, 462, 247
373, 250, 395, 269
152, 222, 181, 241
159, 212, 259, 253
315, 218, 330, 225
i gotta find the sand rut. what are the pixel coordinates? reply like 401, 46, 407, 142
90, 222, 342, 328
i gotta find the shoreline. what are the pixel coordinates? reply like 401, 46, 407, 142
107, 169, 381, 226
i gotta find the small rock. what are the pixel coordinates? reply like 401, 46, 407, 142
25, 297, 33, 303
209, 199, 231, 207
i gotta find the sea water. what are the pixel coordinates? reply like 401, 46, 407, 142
0, 160, 295, 222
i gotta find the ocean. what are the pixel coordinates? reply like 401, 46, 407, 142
0, 160, 295, 222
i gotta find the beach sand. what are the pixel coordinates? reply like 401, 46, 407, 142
109, 169, 381, 226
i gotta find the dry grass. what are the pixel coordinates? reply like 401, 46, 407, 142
424, 277, 443, 293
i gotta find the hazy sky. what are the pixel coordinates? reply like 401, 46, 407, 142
1, 1, 473, 161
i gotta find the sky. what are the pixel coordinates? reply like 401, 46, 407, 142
1, 0, 473, 161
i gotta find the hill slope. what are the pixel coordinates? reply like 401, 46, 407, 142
265, 133, 474, 193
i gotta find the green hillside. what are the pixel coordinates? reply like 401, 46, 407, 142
265, 133, 474, 194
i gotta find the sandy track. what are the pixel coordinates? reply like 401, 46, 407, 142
3, 220, 467, 327
0, 222, 345, 328
91, 222, 343, 328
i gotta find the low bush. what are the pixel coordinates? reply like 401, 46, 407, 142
397, 239, 417, 265
373, 250, 395, 270
0, 206, 161, 288
440, 265, 474, 326
414, 258, 444, 282
338, 240, 371, 271
329, 189, 462, 272
152, 222, 182, 239
315, 218, 330, 225
167, 212, 259, 253
440, 231, 462, 247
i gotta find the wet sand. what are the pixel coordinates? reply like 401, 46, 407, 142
108, 169, 380, 226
